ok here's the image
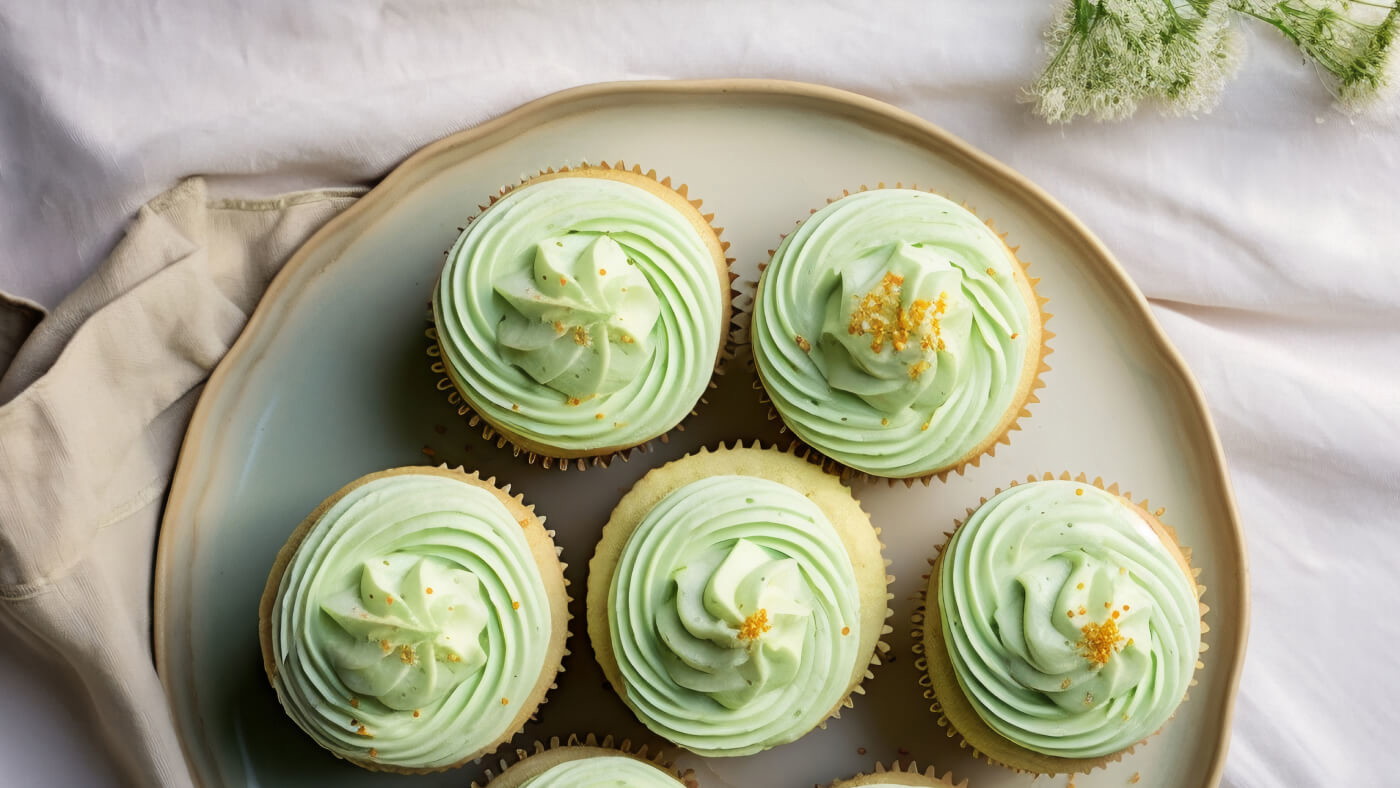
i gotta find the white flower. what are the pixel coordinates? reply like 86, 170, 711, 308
1232, 0, 1399, 111
1028, 0, 1244, 123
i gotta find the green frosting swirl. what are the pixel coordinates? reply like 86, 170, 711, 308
496, 235, 660, 398
752, 189, 1033, 477
608, 475, 860, 756
435, 175, 723, 452
270, 474, 553, 769
518, 755, 680, 787
937, 481, 1200, 759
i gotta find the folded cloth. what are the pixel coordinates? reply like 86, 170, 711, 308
0, 178, 361, 787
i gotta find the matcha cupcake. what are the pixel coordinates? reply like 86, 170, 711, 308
825, 761, 965, 788
751, 186, 1048, 481
258, 466, 570, 773
473, 734, 696, 788
587, 444, 891, 757
915, 474, 1206, 774
430, 162, 732, 468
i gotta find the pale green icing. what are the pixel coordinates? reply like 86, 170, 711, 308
319, 556, 488, 710
937, 481, 1200, 759
608, 475, 860, 756
435, 175, 723, 451
753, 189, 1032, 477
495, 235, 660, 398
659, 538, 811, 709
518, 755, 680, 787
271, 474, 553, 769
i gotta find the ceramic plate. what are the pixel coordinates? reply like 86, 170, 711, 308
155, 80, 1248, 788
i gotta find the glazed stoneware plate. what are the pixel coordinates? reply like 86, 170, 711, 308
155, 80, 1248, 788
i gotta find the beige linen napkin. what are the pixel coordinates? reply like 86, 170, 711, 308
0, 177, 361, 787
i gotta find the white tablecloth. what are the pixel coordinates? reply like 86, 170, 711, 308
1, 2, 1397, 786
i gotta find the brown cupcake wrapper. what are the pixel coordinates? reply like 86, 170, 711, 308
469, 733, 699, 788
586, 440, 895, 750
909, 472, 1210, 776
825, 759, 967, 788
740, 183, 1053, 486
428, 161, 740, 470
257, 464, 574, 774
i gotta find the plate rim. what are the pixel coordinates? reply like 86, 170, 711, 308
153, 77, 1251, 786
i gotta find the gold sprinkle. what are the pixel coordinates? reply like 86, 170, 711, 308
847, 272, 944, 354
595, 413, 605, 419
1060, 677, 1072, 690
558, 276, 567, 286
518, 518, 530, 528
501, 697, 510, 706
795, 334, 811, 352
841, 626, 850, 636
446, 653, 461, 663
379, 639, 391, 653
512, 600, 521, 610
356, 725, 372, 737
425, 587, 433, 595
1076, 582, 1085, 590
566, 397, 581, 406
412, 710, 421, 718
552, 320, 565, 335
920, 422, 930, 431
598, 268, 607, 275
908, 359, 931, 380
385, 595, 393, 605
1077, 617, 1126, 667
399, 645, 415, 665
1123, 604, 1131, 611
369, 748, 379, 758
1075, 488, 1084, 496
738, 609, 772, 641
1105, 601, 1112, 608
511, 403, 520, 411
1130, 773, 1141, 784
573, 325, 590, 346
881, 418, 890, 426
1067, 610, 1075, 618
1112, 610, 1121, 619
1078, 606, 1087, 615
1120, 567, 1127, 575
620, 335, 635, 344
1010, 332, 1019, 339
986, 266, 996, 276
349, 698, 359, 708
1155, 507, 1166, 517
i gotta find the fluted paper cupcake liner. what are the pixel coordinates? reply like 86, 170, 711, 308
427, 161, 739, 471
824, 759, 966, 788
470, 733, 699, 788
257, 464, 573, 774
586, 441, 894, 753
909, 472, 1209, 776
741, 183, 1053, 486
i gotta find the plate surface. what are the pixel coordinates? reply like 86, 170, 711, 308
156, 80, 1247, 788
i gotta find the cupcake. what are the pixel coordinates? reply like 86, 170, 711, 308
825, 761, 965, 787
430, 162, 731, 466
587, 444, 891, 757
258, 466, 570, 773
916, 475, 1206, 774
750, 186, 1047, 481
473, 734, 696, 788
